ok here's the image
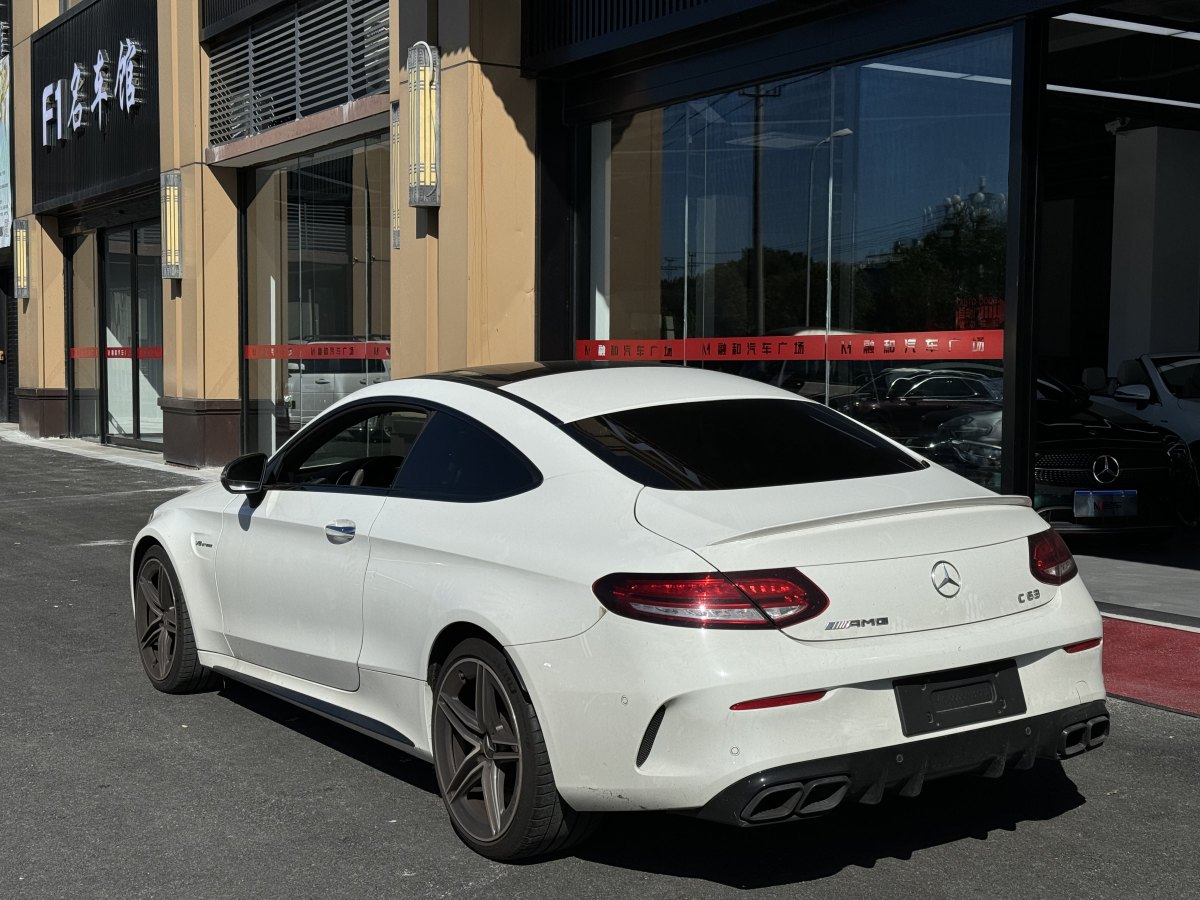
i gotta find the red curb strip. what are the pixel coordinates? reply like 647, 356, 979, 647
1101, 617, 1200, 717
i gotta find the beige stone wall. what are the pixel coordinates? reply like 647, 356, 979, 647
393, 0, 537, 376
158, 0, 240, 403
12, 3, 69, 393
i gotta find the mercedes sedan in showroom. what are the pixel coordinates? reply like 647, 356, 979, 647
928, 375, 1199, 531
130, 363, 1108, 861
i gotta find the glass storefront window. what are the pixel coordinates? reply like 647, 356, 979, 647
244, 136, 391, 455
828, 32, 1012, 489
104, 230, 136, 438
67, 223, 162, 446
99, 225, 163, 446
586, 29, 1013, 489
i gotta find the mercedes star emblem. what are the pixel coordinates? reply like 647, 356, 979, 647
1092, 455, 1120, 485
931, 561, 962, 598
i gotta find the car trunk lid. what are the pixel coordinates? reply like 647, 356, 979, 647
634, 466, 1053, 641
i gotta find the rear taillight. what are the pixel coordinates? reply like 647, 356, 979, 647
592, 569, 828, 629
1029, 529, 1078, 585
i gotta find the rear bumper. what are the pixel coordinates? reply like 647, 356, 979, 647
696, 699, 1109, 826
511, 578, 1105, 813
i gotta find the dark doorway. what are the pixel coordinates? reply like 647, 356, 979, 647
1033, 8, 1200, 620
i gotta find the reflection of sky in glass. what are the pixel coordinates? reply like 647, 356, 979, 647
643, 30, 1012, 275
655, 71, 831, 277
851, 32, 1012, 261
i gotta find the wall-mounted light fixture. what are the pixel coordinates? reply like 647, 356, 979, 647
160, 170, 183, 279
407, 41, 440, 208
14, 218, 29, 299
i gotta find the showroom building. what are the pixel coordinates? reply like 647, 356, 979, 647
11, 0, 533, 465
8, 0, 1200, 527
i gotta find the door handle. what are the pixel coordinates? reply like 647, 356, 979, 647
325, 520, 357, 544
314, 378, 331, 385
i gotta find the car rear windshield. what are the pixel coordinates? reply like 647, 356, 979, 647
568, 398, 927, 490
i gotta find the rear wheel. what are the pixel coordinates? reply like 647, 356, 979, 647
431, 638, 598, 861
133, 546, 218, 693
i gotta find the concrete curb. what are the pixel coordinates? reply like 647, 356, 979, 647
0, 424, 218, 482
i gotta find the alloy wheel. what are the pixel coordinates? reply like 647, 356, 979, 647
136, 557, 179, 682
433, 658, 524, 844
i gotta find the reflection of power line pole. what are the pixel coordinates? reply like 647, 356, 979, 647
740, 85, 780, 335
805, 128, 852, 330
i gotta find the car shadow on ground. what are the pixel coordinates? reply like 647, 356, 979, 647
574, 761, 1085, 888
213, 680, 1085, 887
218, 680, 440, 796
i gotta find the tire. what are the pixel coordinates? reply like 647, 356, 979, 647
431, 638, 599, 861
133, 546, 219, 694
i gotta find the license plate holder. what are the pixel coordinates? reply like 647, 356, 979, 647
894, 659, 1026, 737
1073, 489, 1137, 517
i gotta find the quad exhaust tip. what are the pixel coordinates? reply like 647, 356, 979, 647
739, 713, 1110, 823
1058, 715, 1109, 758
740, 775, 850, 823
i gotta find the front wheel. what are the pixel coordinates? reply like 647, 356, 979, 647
431, 638, 598, 861
133, 546, 218, 694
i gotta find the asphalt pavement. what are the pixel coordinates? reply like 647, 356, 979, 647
1, 434, 1198, 899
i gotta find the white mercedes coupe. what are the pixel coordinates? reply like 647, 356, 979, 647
130, 363, 1108, 861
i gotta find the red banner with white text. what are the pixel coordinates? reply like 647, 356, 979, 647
243, 342, 392, 360
70, 346, 163, 360
575, 330, 1003, 363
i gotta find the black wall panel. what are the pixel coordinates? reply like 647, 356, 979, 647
31, 0, 159, 212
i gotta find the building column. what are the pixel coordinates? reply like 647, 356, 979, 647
393, 0, 536, 376
157, 0, 241, 466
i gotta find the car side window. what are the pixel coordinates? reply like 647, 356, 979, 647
392, 411, 541, 501
1159, 359, 1200, 399
908, 377, 974, 399
275, 407, 430, 491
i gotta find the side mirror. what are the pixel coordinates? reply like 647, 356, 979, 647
1114, 384, 1151, 402
221, 452, 268, 495
288, 362, 303, 374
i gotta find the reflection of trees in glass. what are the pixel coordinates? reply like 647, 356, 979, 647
659, 249, 871, 337
859, 181, 1008, 333
655, 179, 1006, 339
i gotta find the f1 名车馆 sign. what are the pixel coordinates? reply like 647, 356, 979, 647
31, 0, 158, 212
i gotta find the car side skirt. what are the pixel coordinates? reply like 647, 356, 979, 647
198, 651, 434, 762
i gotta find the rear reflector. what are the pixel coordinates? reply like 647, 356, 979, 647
1029, 529, 1079, 585
731, 690, 827, 711
593, 569, 829, 629
1064, 637, 1101, 654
